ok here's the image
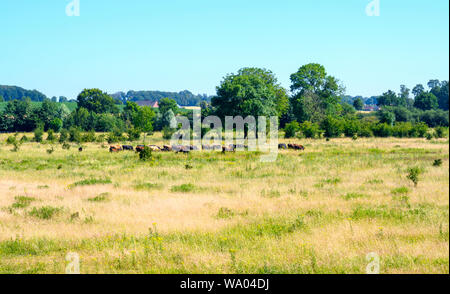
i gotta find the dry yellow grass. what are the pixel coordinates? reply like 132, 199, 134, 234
0, 134, 448, 273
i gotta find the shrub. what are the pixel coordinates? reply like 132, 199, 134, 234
162, 126, 176, 140
433, 159, 443, 167
321, 116, 344, 138
127, 127, 141, 141
170, 183, 196, 193
82, 130, 97, 143
47, 129, 56, 142
299, 121, 322, 138
49, 118, 63, 132
284, 121, 300, 138
406, 166, 424, 187
29, 206, 62, 220
62, 142, 71, 150
69, 127, 82, 143
18, 135, 29, 143
371, 123, 392, 137
435, 126, 448, 138
139, 146, 153, 162
34, 125, 44, 142
59, 129, 69, 143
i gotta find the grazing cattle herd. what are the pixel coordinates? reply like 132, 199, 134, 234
109, 143, 305, 154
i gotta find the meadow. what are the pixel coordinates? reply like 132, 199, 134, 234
0, 133, 448, 274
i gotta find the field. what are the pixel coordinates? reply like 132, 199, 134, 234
0, 133, 448, 274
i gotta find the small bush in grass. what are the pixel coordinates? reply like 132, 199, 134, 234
171, 183, 196, 193
435, 126, 448, 139
133, 183, 163, 191
34, 125, 44, 142
69, 178, 112, 189
407, 166, 424, 187
29, 206, 62, 220
82, 130, 97, 143
217, 207, 235, 219
46, 146, 54, 154
162, 126, 176, 140
6, 135, 22, 152
88, 193, 110, 202
11, 196, 35, 209
139, 146, 153, 162
284, 121, 300, 138
342, 193, 366, 201
46, 130, 56, 142
20, 135, 29, 143
433, 159, 443, 167
391, 187, 409, 195
426, 133, 433, 140
59, 129, 69, 143
62, 142, 71, 150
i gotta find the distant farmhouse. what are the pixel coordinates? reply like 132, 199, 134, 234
136, 101, 159, 108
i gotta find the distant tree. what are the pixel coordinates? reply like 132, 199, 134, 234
212, 67, 283, 119
414, 92, 438, 110
353, 98, 364, 110
412, 84, 425, 98
59, 96, 68, 103
290, 63, 343, 123
427, 79, 440, 89
51, 96, 58, 102
430, 80, 449, 111
133, 106, 155, 143
159, 98, 178, 115
377, 90, 406, 107
0, 95, 4, 102
76, 89, 118, 114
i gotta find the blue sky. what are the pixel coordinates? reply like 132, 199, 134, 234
0, 0, 448, 99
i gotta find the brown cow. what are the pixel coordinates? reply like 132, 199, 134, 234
109, 145, 123, 153
288, 144, 305, 151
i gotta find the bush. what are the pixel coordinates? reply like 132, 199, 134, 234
284, 121, 300, 138
433, 159, 443, 167
162, 126, 176, 140
107, 128, 125, 143
49, 118, 63, 132
34, 125, 44, 142
406, 166, 423, 187
321, 116, 344, 138
139, 146, 154, 162
59, 129, 69, 143
299, 121, 322, 138
435, 126, 448, 138
411, 122, 428, 138
82, 130, 97, 143
371, 123, 392, 137
47, 129, 56, 142
69, 127, 82, 143
127, 127, 141, 141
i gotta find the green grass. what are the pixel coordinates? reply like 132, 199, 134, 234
28, 206, 62, 220
170, 183, 197, 193
88, 193, 110, 202
69, 178, 112, 189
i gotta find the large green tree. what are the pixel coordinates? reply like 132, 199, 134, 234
76, 89, 118, 114
414, 92, 438, 110
290, 63, 344, 123
212, 67, 288, 119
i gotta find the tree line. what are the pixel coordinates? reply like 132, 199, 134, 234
1, 63, 449, 142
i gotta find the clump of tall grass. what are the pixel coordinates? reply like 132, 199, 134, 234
69, 178, 112, 189
28, 206, 62, 220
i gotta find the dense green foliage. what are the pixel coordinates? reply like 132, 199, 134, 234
0, 85, 47, 102
111, 90, 211, 106
1, 65, 448, 140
